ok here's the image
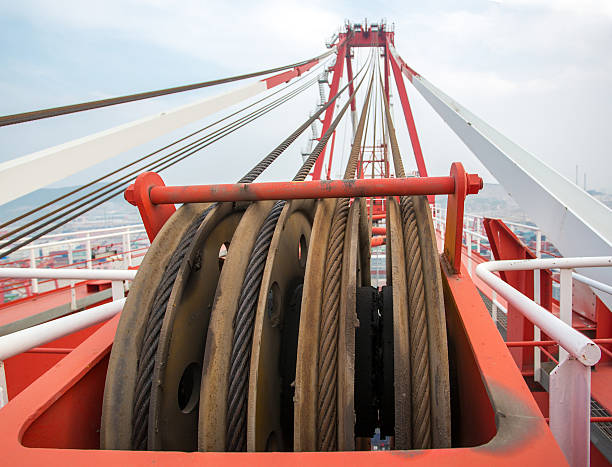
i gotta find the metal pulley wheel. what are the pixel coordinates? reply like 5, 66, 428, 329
148, 202, 245, 451
101, 202, 211, 450
101, 201, 246, 451
294, 197, 370, 451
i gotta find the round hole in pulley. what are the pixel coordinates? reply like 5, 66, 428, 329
177, 362, 201, 414
297, 234, 307, 268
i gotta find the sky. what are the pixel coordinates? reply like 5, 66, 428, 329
0, 0, 611, 194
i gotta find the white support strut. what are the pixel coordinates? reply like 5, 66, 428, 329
389, 44, 612, 310
0, 49, 336, 206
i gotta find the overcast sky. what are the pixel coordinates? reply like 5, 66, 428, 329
0, 0, 610, 194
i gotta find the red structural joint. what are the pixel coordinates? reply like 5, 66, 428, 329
148, 176, 461, 205
125, 172, 176, 242
263, 60, 319, 89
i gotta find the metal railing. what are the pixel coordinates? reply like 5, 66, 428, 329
0, 267, 135, 409
0, 224, 149, 304
476, 256, 611, 467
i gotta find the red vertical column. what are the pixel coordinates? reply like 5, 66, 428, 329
345, 48, 358, 140
384, 46, 390, 103
311, 42, 346, 180
345, 48, 356, 115
388, 47, 432, 204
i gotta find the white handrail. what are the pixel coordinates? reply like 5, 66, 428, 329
476, 257, 607, 365
476, 256, 611, 467
573, 272, 612, 296
0, 298, 125, 362
0, 268, 136, 281
34, 224, 144, 241
0, 266, 134, 409
3, 228, 147, 253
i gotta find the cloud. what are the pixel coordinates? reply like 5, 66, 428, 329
1, 0, 611, 191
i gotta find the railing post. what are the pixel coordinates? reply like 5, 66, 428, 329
559, 268, 573, 362
67, 243, 77, 311
86, 233, 92, 269
0, 360, 7, 409
126, 230, 132, 267
534, 229, 542, 382
492, 290, 498, 323
29, 249, 38, 294
549, 357, 591, 467
466, 232, 473, 276
111, 280, 125, 301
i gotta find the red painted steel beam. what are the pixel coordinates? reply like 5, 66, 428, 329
444, 163, 484, 274
383, 46, 390, 103
263, 60, 321, 89
483, 218, 553, 371
312, 42, 346, 180
372, 226, 386, 235
345, 51, 356, 113
388, 46, 429, 183
148, 176, 470, 204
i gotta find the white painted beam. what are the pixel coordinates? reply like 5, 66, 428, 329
0, 47, 338, 206
389, 44, 612, 309
0, 81, 265, 206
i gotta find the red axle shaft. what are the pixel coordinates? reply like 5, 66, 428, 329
147, 176, 471, 205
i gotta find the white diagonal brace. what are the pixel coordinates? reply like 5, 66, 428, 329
389, 44, 612, 309
0, 49, 336, 206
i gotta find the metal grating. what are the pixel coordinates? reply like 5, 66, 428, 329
592, 399, 612, 441
478, 290, 507, 340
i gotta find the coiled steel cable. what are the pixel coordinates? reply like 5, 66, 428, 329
130, 61, 365, 451
225, 57, 372, 452
317, 71, 373, 451
382, 73, 432, 450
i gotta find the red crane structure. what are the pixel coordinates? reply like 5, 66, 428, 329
0, 20, 610, 467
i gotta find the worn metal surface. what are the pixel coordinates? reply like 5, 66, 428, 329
386, 198, 412, 449
0, 257, 568, 465
130, 203, 216, 450
198, 200, 275, 452
100, 202, 210, 450
337, 200, 362, 451
248, 199, 316, 451
293, 198, 335, 451
148, 203, 244, 451
149, 177, 456, 204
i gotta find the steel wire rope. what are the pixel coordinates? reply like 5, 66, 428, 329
0, 76, 316, 242
0, 74, 324, 257
129, 58, 369, 450
225, 54, 373, 452
0, 48, 340, 126
0, 61, 327, 237
380, 68, 432, 449
316, 63, 375, 451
